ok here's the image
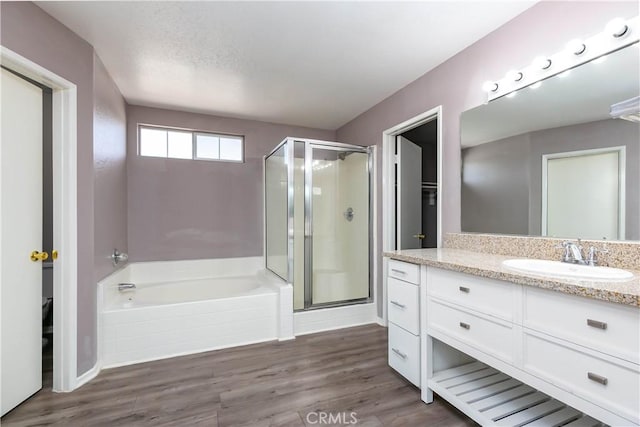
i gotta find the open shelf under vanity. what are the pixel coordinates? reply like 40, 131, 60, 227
430, 361, 604, 427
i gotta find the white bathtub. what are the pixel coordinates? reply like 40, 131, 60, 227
100, 257, 293, 368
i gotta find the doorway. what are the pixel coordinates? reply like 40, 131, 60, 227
542, 146, 625, 240
0, 46, 79, 396
381, 106, 442, 322
396, 120, 439, 250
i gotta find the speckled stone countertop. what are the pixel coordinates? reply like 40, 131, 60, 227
384, 248, 640, 307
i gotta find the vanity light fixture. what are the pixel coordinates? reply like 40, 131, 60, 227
567, 39, 587, 55
485, 15, 639, 101
482, 81, 499, 93
506, 70, 524, 82
533, 56, 552, 70
606, 17, 629, 38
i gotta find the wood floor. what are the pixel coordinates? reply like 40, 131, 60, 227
2, 325, 476, 426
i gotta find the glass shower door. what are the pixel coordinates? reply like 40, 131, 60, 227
305, 144, 370, 308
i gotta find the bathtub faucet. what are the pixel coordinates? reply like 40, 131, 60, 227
118, 283, 136, 292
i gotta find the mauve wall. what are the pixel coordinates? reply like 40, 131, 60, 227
336, 1, 639, 315
462, 119, 640, 239
93, 54, 128, 281
462, 133, 531, 235
126, 105, 334, 262
0, 1, 97, 375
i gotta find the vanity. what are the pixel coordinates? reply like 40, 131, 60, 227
385, 245, 640, 426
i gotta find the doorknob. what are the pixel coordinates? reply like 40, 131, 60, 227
413, 234, 425, 239
30, 250, 49, 262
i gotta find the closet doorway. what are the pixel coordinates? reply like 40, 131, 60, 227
397, 120, 439, 249
381, 106, 442, 321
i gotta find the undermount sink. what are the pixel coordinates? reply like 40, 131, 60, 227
502, 258, 634, 281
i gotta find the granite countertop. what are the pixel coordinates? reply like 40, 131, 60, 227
384, 248, 640, 307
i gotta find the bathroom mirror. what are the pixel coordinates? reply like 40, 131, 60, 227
460, 42, 640, 241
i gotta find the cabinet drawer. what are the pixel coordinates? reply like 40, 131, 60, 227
388, 277, 419, 335
388, 323, 420, 387
388, 259, 420, 285
427, 297, 517, 364
427, 268, 517, 321
523, 330, 640, 424
524, 287, 640, 364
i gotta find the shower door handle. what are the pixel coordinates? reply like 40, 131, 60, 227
343, 207, 354, 222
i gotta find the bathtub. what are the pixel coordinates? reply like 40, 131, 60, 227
100, 257, 293, 368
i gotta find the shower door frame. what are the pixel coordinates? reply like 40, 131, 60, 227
264, 138, 373, 311
304, 140, 373, 310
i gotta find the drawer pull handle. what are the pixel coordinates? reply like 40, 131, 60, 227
391, 269, 407, 275
459, 322, 470, 330
587, 319, 607, 330
587, 372, 608, 386
459, 286, 470, 293
390, 300, 406, 309
392, 348, 407, 359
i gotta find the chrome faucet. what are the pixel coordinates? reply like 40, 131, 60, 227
118, 283, 136, 291
559, 240, 586, 265
558, 239, 610, 266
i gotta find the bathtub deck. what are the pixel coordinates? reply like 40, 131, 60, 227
1, 325, 475, 426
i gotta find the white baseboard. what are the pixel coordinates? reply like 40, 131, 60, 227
376, 316, 387, 327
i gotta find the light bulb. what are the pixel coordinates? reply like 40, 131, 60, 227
606, 18, 628, 38
506, 70, 524, 82
530, 82, 542, 90
558, 70, 571, 78
482, 81, 499, 93
566, 39, 586, 55
506, 92, 517, 99
533, 56, 552, 70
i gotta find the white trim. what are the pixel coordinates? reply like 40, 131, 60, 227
381, 106, 443, 324
376, 316, 387, 327
541, 146, 626, 240
1, 46, 78, 392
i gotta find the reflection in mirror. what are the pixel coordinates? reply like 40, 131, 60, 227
460, 42, 640, 241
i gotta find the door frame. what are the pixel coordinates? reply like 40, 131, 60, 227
303, 141, 372, 310
1, 46, 78, 392
381, 106, 442, 324
541, 146, 626, 240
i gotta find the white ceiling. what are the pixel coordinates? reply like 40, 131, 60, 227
37, 1, 535, 130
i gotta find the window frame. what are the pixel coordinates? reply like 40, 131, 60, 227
138, 124, 244, 163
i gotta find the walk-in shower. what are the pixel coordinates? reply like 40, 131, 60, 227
265, 138, 372, 311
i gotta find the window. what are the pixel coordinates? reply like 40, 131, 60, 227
139, 125, 244, 162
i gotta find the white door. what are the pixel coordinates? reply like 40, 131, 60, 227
544, 149, 622, 240
397, 136, 422, 249
1, 68, 44, 415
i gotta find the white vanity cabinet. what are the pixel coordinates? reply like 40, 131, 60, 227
387, 259, 421, 387
423, 266, 640, 427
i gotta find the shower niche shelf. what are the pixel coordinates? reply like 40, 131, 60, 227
430, 361, 605, 427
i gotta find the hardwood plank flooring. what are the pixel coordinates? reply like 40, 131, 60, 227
2, 325, 476, 426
